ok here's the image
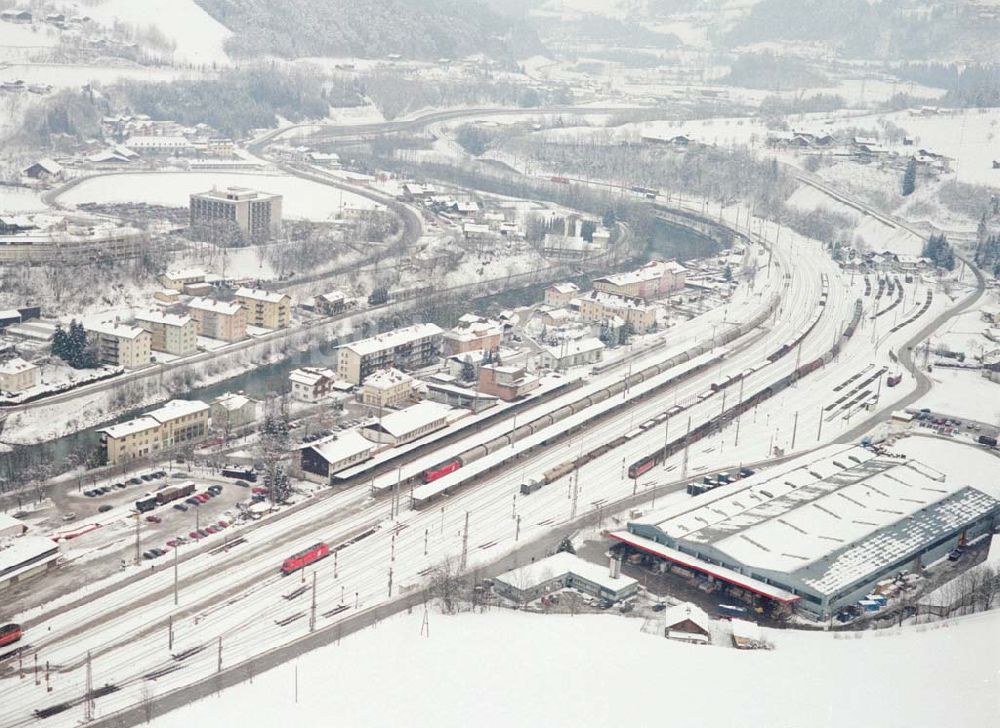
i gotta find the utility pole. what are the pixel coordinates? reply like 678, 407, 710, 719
84, 651, 94, 722
734, 378, 745, 447
791, 411, 799, 450
681, 416, 692, 480
423, 528, 428, 556
217, 636, 222, 673
168, 616, 174, 651
571, 467, 579, 520
460, 511, 469, 572
387, 567, 393, 598
134, 514, 141, 566
661, 412, 670, 469
309, 572, 317, 633
515, 514, 521, 542
173, 546, 179, 606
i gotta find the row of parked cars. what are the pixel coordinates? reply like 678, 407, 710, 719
84, 471, 167, 498
171, 484, 224, 512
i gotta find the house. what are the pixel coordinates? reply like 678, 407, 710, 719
361, 400, 451, 446
0, 357, 39, 393
160, 268, 207, 291
0, 10, 33, 22
98, 399, 210, 465
85, 322, 151, 369
209, 393, 258, 432
289, 367, 338, 403
134, 310, 198, 357
493, 552, 638, 604
312, 290, 348, 316
0, 512, 28, 538
299, 431, 374, 483
442, 317, 503, 357
337, 323, 443, 384
22, 158, 63, 180
360, 367, 415, 409
187, 298, 247, 342
981, 350, 1000, 384
540, 337, 605, 370
663, 602, 711, 643
544, 282, 580, 308
235, 288, 291, 329
478, 363, 540, 402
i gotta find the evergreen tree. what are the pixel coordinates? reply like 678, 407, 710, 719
602, 209, 616, 228
902, 158, 917, 196
556, 536, 575, 554
52, 324, 68, 360
461, 355, 476, 382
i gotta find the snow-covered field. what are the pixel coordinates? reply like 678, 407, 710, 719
78, 0, 232, 66
0, 62, 196, 87
0, 185, 47, 212
915, 367, 1000, 425
152, 608, 1000, 728
59, 172, 381, 221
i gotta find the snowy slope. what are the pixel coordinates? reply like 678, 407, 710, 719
152, 609, 1000, 727
80, 0, 232, 66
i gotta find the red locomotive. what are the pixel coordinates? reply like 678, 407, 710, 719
0, 623, 22, 648
420, 458, 462, 484
280, 543, 330, 575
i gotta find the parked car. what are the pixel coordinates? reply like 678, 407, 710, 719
205, 525, 219, 534
173, 503, 188, 512
189, 530, 203, 540
140, 474, 154, 482
62, 512, 77, 522
185, 497, 200, 506
216, 520, 229, 528
207, 485, 223, 495
97, 504, 113, 513
948, 548, 965, 561
128, 477, 143, 485
99, 486, 112, 494
235, 480, 251, 488
84, 490, 98, 498
142, 550, 157, 560
113, 482, 127, 490
145, 515, 162, 524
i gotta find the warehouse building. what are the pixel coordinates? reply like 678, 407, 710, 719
0, 536, 60, 591
610, 444, 1000, 620
493, 552, 638, 604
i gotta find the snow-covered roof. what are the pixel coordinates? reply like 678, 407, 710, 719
134, 310, 193, 327
634, 444, 1000, 595
125, 135, 192, 148
595, 259, 686, 288
289, 367, 336, 387
544, 337, 605, 359
86, 321, 147, 340
0, 356, 37, 375
235, 287, 289, 304
26, 158, 62, 174
364, 401, 451, 438
548, 282, 580, 294
148, 399, 209, 423
0, 512, 27, 535
582, 290, 657, 312
306, 430, 374, 466
164, 267, 207, 282
211, 392, 255, 411
663, 602, 710, 634
495, 552, 637, 595
188, 297, 243, 316
99, 416, 159, 439
0, 536, 59, 581
341, 323, 443, 357
362, 367, 413, 390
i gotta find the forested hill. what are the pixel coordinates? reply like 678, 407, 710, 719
195, 0, 544, 61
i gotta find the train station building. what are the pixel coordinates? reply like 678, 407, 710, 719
610, 444, 1000, 620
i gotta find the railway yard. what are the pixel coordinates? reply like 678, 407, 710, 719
0, 172, 986, 727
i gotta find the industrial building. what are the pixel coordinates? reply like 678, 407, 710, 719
337, 323, 443, 384
0, 536, 60, 591
189, 186, 282, 243
493, 552, 638, 604
610, 445, 1000, 620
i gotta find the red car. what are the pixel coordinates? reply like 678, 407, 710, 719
145, 515, 162, 524
252, 487, 267, 495
189, 530, 203, 540
196, 493, 210, 503
216, 520, 228, 528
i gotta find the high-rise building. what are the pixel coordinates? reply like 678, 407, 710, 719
189, 186, 282, 243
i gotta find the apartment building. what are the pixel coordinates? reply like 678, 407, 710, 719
235, 288, 291, 330
577, 290, 657, 334
593, 259, 687, 300
210, 393, 259, 431
98, 399, 210, 465
478, 363, 540, 402
86, 322, 152, 369
0, 357, 40, 393
337, 323, 443, 385
544, 282, 580, 308
189, 186, 282, 243
360, 367, 415, 409
134, 310, 198, 356
187, 297, 247, 342
442, 318, 503, 357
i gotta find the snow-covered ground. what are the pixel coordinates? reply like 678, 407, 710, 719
58, 171, 382, 221
0, 185, 48, 212
915, 368, 1000, 425
76, 0, 232, 66
0, 62, 196, 87
151, 608, 1000, 728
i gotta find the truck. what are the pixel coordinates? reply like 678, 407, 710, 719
977, 434, 997, 448
135, 496, 158, 513
519, 478, 544, 496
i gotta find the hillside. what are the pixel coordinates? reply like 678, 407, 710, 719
194, 0, 544, 61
